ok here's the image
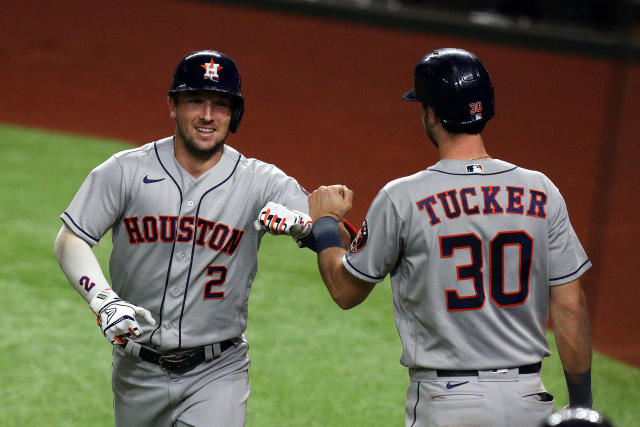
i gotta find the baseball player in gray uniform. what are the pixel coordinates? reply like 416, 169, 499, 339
307, 48, 593, 426
54, 50, 314, 426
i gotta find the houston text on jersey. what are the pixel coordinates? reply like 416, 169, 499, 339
122, 215, 244, 255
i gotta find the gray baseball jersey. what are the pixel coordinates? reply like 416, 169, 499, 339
62, 137, 308, 351
343, 158, 591, 370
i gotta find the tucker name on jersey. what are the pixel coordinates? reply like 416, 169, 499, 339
416, 185, 547, 226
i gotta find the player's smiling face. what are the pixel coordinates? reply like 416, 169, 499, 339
169, 91, 232, 157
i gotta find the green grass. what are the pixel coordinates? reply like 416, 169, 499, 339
0, 123, 638, 426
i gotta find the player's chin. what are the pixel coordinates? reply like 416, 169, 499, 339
186, 137, 225, 158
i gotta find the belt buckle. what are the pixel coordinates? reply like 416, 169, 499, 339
158, 352, 195, 374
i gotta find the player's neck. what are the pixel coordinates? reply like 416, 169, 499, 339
438, 134, 489, 161
173, 140, 224, 179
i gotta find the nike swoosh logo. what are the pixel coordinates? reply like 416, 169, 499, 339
143, 175, 165, 184
446, 381, 469, 389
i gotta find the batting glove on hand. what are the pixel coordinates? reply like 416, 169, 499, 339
89, 288, 156, 345
254, 202, 313, 240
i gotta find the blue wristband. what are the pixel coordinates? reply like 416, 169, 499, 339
564, 369, 593, 407
312, 217, 344, 253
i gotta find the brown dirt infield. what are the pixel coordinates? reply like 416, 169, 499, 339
2, 0, 639, 366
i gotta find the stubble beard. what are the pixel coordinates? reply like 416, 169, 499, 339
177, 124, 226, 161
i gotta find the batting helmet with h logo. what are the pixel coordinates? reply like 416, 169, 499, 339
169, 50, 245, 133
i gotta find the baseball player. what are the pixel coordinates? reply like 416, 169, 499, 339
307, 48, 593, 426
54, 50, 317, 426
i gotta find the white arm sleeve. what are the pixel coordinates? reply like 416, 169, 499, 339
54, 224, 111, 304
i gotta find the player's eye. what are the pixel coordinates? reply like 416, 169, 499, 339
214, 100, 231, 108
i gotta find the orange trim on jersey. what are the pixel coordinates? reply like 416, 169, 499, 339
177, 216, 195, 242
195, 218, 216, 246
506, 186, 525, 215
221, 229, 245, 255
436, 189, 462, 219
159, 215, 178, 242
208, 223, 230, 251
416, 195, 441, 226
489, 230, 533, 308
526, 189, 547, 219
123, 216, 145, 244
459, 187, 480, 215
481, 186, 503, 214
142, 215, 159, 242
203, 265, 227, 299
440, 233, 485, 312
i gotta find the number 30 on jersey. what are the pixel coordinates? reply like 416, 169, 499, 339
440, 231, 532, 311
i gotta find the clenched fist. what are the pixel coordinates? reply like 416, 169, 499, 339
308, 185, 353, 222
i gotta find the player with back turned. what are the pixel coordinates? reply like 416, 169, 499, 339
307, 48, 593, 426
53, 50, 319, 426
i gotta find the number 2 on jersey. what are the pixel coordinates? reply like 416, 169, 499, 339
204, 265, 227, 299
440, 231, 533, 311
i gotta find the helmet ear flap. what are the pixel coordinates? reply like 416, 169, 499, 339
230, 101, 244, 133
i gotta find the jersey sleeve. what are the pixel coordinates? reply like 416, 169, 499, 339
342, 189, 403, 283
259, 164, 309, 213
547, 184, 591, 285
61, 155, 126, 246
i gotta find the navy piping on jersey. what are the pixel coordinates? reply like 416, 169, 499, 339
149, 140, 184, 345
344, 255, 386, 281
428, 165, 519, 176
62, 212, 100, 244
178, 151, 242, 349
550, 259, 591, 282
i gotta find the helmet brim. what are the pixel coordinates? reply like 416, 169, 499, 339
402, 90, 422, 102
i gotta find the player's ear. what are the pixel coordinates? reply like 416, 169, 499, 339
425, 105, 439, 126
167, 96, 177, 119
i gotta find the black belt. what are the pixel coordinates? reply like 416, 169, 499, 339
436, 362, 541, 377
138, 339, 236, 374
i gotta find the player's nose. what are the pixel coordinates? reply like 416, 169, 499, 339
200, 102, 214, 122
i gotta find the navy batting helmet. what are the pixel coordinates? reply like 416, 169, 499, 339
402, 48, 495, 126
169, 50, 245, 133
541, 408, 614, 427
